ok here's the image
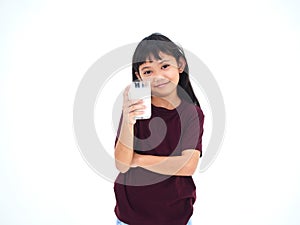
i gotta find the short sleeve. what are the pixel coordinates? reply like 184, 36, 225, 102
180, 106, 205, 157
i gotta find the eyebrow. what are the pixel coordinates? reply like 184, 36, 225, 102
140, 59, 171, 71
159, 59, 171, 64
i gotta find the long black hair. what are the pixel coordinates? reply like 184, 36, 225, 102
132, 33, 200, 107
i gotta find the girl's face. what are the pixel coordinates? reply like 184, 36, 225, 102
136, 52, 185, 98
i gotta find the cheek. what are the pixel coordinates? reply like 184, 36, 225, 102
165, 71, 180, 83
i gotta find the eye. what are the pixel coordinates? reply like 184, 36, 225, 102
143, 70, 152, 76
161, 64, 170, 69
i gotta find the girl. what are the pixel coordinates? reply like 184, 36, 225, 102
114, 33, 204, 225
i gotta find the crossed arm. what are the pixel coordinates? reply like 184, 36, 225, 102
115, 128, 200, 176
114, 119, 201, 176
130, 150, 200, 176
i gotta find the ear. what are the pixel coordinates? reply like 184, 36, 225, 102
135, 72, 142, 81
178, 56, 186, 73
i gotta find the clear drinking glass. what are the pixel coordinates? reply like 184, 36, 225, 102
128, 80, 151, 119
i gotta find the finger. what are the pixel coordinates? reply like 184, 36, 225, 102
123, 85, 131, 100
128, 99, 143, 107
129, 110, 145, 119
122, 85, 133, 110
128, 103, 146, 113
123, 99, 143, 110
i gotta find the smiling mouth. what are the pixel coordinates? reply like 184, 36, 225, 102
153, 81, 170, 88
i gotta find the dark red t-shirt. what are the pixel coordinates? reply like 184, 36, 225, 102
114, 99, 204, 225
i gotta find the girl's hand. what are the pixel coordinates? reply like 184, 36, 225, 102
122, 85, 146, 125
131, 153, 141, 168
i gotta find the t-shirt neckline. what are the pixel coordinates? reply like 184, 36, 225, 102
151, 100, 184, 114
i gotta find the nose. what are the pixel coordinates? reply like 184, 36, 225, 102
151, 69, 167, 80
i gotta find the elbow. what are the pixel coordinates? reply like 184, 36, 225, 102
115, 161, 130, 173
176, 166, 196, 176
186, 166, 197, 176
176, 158, 198, 176
117, 167, 130, 174
185, 162, 198, 175
177, 150, 199, 176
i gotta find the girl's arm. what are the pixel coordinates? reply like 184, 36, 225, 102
131, 149, 200, 176
114, 121, 134, 173
114, 85, 146, 173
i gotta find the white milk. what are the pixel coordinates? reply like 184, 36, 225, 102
129, 81, 151, 120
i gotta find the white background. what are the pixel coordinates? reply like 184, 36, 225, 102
1, 0, 300, 224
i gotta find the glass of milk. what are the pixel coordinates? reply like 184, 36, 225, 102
129, 80, 151, 120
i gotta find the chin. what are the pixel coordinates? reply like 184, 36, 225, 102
152, 90, 173, 98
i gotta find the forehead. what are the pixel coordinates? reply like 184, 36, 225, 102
142, 52, 177, 65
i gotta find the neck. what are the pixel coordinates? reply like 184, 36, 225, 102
151, 94, 181, 110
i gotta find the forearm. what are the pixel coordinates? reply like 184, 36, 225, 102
114, 121, 134, 173
114, 85, 146, 173
133, 150, 200, 176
